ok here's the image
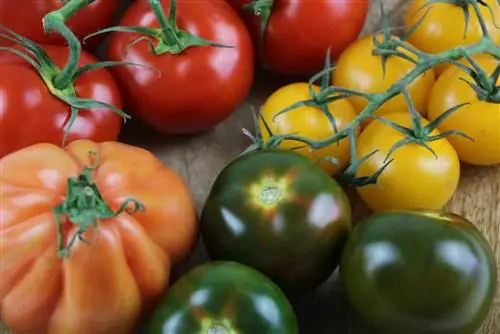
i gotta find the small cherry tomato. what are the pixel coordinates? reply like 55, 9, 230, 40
355, 112, 460, 212
428, 55, 500, 166
259, 83, 357, 174
333, 34, 436, 117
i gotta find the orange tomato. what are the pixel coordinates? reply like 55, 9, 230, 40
355, 112, 460, 212
0, 140, 197, 334
428, 55, 500, 165
259, 83, 357, 174
405, 0, 500, 75
333, 34, 436, 117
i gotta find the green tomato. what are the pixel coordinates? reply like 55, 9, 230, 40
148, 261, 299, 334
200, 149, 352, 296
341, 211, 497, 334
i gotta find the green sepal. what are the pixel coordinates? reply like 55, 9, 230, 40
243, 0, 273, 44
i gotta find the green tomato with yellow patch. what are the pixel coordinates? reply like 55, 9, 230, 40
200, 149, 352, 296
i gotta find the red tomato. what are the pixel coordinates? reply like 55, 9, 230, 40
228, 0, 369, 75
107, 0, 254, 134
0, 45, 123, 158
0, 0, 118, 49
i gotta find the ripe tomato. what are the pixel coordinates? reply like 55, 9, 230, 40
341, 211, 497, 334
228, 0, 369, 75
107, 0, 254, 134
259, 82, 357, 175
333, 34, 436, 117
355, 112, 460, 212
148, 262, 299, 334
0, 45, 123, 159
200, 149, 351, 296
0, 140, 197, 334
405, 0, 500, 75
428, 55, 500, 166
0, 0, 119, 49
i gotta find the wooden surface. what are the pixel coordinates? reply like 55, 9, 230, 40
1, 0, 499, 333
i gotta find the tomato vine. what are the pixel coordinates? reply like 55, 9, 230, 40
269, 1, 500, 186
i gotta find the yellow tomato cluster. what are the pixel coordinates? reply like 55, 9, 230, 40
258, 0, 499, 212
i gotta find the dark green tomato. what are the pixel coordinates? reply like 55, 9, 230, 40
341, 211, 497, 334
200, 149, 352, 296
148, 261, 299, 334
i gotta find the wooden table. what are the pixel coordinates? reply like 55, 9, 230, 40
1, 0, 498, 333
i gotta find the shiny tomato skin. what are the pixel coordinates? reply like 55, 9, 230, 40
405, 0, 500, 75
229, 0, 369, 75
200, 149, 352, 296
0, 140, 198, 334
107, 0, 254, 134
333, 34, 436, 118
0, 0, 119, 49
427, 55, 500, 166
341, 211, 497, 334
148, 262, 299, 334
0, 45, 123, 159
355, 112, 460, 212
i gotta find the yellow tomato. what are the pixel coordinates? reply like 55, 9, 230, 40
355, 112, 460, 212
259, 82, 357, 174
405, 0, 500, 75
427, 55, 500, 165
332, 34, 436, 117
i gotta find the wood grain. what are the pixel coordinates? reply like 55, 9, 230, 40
1, 0, 498, 333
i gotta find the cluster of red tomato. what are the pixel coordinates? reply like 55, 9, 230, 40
0, 0, 499, 334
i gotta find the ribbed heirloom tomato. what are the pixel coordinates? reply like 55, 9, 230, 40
228, 0, 369, 75
0, 140, 197, 334
106, 0, 254, 134
0, 45, 123, 159
0, 0, 118, 48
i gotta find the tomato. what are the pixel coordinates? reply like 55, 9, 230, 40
341, 210, 497, 334
107, 0, 254, 134
405, 0, 500, 75
355, 112, 460, 212
427, 55, 500, 166
200, 149, 351, 296
0, 0, 119, 49
148, 261, 299, 334
333, 34, 436, 117
259, 83, 357, 174
0, 45, 123, 159
0, 140, 197, 334
228, 0, 369, 75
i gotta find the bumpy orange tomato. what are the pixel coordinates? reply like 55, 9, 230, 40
428, 55, 500, 165
0, 140, 197, 334
405, 0, 500, 75
259, 83, 357, 174
355, 112, 460, 212
333, 34, 436, 117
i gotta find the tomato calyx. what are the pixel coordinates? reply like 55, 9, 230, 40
85, 0, 233, 56
243, 0, 274, 43
200, 318, 239, 334
52, 152, 144, 258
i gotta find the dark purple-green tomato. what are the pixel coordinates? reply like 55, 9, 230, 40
341, 211, 497, 334
200, 149, 352, 296
148, 261, 299, 334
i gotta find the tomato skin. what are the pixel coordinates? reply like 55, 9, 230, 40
107, 0, 254, 134
259, 83, 357, 174
341, 211, 497, 334
200, 149, 351, 296
0, 0, 119, 49
355, 112, 460, 212
148, 261, 299, 334
0, 45, 123, 159
229, 0, 369, 75
427, 56, 500, 166
333, 34, 436, 117
405, 0, 500, 75
0, 140, 197, 334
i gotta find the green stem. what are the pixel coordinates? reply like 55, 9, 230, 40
43, 0, 92, 90
149, 0, 181, 49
